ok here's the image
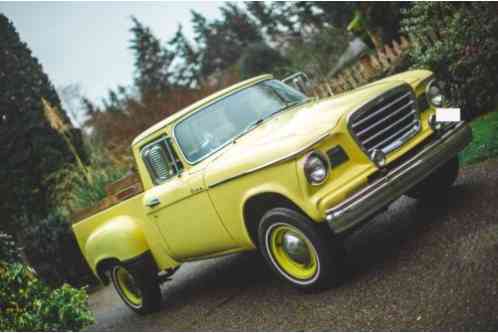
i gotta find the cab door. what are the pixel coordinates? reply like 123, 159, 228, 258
141, 137, 234, 260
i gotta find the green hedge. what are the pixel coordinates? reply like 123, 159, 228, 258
20, 210, 98, 288
401, 3, 498, 120
0, 262, 94, 331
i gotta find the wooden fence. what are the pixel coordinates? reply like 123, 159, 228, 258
305, 32, 439, 98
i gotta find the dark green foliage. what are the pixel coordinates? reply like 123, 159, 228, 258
358, 3, 410, 44
402, 3, 498, 119
52, 143, 128, 211
20, 209, 97, 288
0, 14, 84, 234
130, 16, 175, 97
246, 2, 356, 40
0, 262, 94, 331
190, 3, 263, 81
168, 25, 200, 87
239, 43, 290, 79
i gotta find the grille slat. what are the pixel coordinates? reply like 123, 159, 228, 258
349, 85, 419, 155
369, 121, 418, 152
362, 110, 416, 145
352, 91, 412, 129
356, 100, 415, 137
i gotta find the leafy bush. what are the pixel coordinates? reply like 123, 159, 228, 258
20, 209, 97, 288
401, 3, 498, 119
51, 142, 127, 212
0, 262, 94, 331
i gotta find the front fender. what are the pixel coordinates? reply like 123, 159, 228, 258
85, 216, 149, 274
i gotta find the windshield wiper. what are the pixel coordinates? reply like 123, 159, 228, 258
231, 99, 311, 144
232, 118, 265, 143
269, 98, 312, 118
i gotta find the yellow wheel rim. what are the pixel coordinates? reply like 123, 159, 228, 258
114, 266, 142, 307
268, 224, 318, 281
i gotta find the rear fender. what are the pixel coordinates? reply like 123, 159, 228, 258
85, 216, 149, 275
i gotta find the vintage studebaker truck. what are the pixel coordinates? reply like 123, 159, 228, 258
73, 70, 472, 314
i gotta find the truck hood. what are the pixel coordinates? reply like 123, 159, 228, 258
203, 69, 434, 185
204, 78, 408, 186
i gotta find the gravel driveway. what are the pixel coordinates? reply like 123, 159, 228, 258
87, 159, 498, 331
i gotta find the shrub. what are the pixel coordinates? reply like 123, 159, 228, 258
401, 3, 498, 120
51, 142, 127, 212
0, 262, 94, 331
20, 209, 97, 288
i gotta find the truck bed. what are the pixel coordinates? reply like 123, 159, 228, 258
71, 173, 143, 223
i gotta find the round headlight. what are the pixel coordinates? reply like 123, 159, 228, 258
426, 79, 445, 107
304, 152, 328, 185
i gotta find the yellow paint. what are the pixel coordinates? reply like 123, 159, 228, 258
269, 225, 318, 280
114, 266, 142, 306
73, 69, 438, 278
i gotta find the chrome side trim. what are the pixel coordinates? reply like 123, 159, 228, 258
208, 132, 330, 189
325, 122, 472, 234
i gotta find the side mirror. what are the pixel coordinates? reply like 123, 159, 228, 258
282, 72, 311, 95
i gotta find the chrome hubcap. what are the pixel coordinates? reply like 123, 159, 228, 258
281, 231, 312, 266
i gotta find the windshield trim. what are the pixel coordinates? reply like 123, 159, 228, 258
172, 79, 308, 165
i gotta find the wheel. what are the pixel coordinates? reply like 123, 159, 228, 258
257, 207, 344, 291
110, 263, 161, 315
406, 156, 459, 200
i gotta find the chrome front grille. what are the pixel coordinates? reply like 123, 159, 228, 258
349, 85, 420, 155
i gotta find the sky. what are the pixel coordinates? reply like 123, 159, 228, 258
0, 2, 224, 106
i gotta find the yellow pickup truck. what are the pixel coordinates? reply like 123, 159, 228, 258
72, 70, 472, 314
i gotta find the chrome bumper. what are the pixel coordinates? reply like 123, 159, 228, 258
326, 122, 472, 234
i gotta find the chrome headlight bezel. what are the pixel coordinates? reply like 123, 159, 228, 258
304, 151, 329, 186
425, 79, 446, 108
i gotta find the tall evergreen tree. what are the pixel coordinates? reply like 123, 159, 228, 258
191, 4, 263, 80
129, 16, 174, 97
0, 14, 82, 233
246, 2, 355, 41
168, 25, 200, 87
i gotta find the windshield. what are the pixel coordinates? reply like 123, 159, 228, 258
174, 79, 308, 163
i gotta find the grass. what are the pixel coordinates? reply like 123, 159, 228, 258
460, 108, 498, 166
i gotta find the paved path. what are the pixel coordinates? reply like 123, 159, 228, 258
87, 159, 498, 331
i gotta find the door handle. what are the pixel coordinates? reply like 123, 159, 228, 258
145, 197, 161, 208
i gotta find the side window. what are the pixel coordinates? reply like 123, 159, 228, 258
141, 138, 182, 185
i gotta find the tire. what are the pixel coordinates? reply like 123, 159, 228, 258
406, 156, 459, 200
257, 207, 344, 291
110, 263, 161, 315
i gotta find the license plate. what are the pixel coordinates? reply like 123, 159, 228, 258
436, 108, 461, 122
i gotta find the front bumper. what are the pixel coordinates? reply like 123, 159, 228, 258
325, 122, 472, 233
